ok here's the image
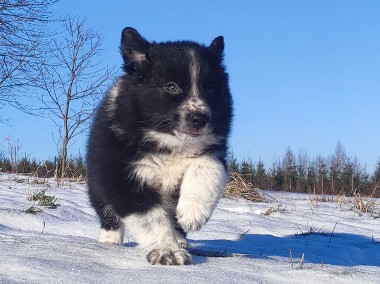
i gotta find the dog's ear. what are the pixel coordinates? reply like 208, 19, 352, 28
208, 36, 224, 58
120, 27, 150, 72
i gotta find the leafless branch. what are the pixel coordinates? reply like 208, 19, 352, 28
0, 0, 59, 118
36, 15, 116, 178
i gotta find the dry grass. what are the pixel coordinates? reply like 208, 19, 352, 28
28, 178, 47, 185
224, 171, 266, 202
353, 192, 376, 213
309, 193, 335, 208
335, 194, 347, 209
260, 205, 287, 216
352, 183, 379, 213
289, 248, 305, 269
334, 184, 379, 214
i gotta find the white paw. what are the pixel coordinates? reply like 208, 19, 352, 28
98, 227, 124, 244
176, 202, 210, 233
146, 248, 192, 265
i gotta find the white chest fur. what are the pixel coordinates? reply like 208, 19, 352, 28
132, 152, 195, 193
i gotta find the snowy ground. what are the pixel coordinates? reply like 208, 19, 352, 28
0, 173, 379, 283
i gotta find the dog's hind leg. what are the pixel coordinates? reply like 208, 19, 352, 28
124, 206, 192, 265
97, 205, 125, 245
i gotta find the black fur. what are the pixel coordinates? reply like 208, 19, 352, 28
87, 27, 232, 237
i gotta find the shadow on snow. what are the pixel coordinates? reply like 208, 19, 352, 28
188, 233, 380, 267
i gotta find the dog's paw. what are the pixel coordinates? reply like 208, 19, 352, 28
146, 248, 192, 265
176, 202, 210, 233
98, 228, 124, 245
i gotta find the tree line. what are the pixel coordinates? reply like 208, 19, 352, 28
228, 142, 380, 197
0, 153, 86, 180
1, 140, 379, 197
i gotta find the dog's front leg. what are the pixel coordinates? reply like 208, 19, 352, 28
176, 156, 229, 233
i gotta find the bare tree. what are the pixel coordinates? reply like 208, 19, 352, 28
0, 0, 57, 119
5, 137, 22, 172
37, 16, 115, 178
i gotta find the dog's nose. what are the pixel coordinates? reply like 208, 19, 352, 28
186, 112, 210, 129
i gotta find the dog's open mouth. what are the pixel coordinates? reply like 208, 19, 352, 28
178, 130, 202, 137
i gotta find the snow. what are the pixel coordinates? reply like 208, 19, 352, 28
0, 173, 379, 283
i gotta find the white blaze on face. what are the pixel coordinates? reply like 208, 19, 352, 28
181, 49, 210, 115
189, 49, 200, 99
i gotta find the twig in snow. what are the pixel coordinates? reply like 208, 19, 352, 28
299, 253, 305, 269
328, 222, 338, 248
239, 229, 250, 240
289, 248, 294, 268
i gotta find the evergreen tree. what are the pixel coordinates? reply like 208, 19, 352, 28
283, 147, 297, 191
372, 159, 380, 197
272, 159, 285, 190
316, 156, 328, 195
256, 160, 266, 189
373, 160, 380, 184
307, 159, 317, 193
227, 151, 240, 173
297, 150, 309, 192
240, 157, 255, 184
341, 158, 356, 194
329, 141, 347, 194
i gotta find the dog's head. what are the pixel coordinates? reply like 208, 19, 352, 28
119, 28, 232, 151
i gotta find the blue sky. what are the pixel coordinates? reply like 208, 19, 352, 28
1, 0, 380, 172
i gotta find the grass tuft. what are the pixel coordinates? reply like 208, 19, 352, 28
24, 206, 42, 214
189, 248, 229, 258
28, 190, 58, 209
295, 224, 328, 237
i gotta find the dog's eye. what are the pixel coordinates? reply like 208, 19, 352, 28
166, 82, 180, 93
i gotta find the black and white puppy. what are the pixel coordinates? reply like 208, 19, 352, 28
87, 27, 233, 265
